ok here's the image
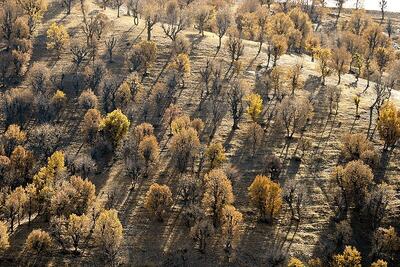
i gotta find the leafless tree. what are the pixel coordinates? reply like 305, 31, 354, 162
105, 36, 117, 63
226, 79, 245, 130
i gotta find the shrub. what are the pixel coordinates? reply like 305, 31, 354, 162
332, 246, 362, 267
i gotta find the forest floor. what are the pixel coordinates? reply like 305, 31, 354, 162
1, 1, 400, 266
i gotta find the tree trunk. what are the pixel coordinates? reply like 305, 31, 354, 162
147, 21, 152, 41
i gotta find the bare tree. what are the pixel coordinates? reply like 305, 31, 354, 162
214, 7, 232, 52
227, 79, 245, 131
105, 36, 117, 63
379, 0, 387, 24
335, 0, 347, 27
161, 0, 191, 41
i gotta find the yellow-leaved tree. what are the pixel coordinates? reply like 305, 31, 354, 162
248, 175, 282, 223
46, 22, 69, 58
205, 142, 226, 170
377, 101, 400, 150
245, 93, 263, 122
99, 109, 130, 148
144, 183, 173, 221
168, 53, 191, 88
93, 209, 123, 265
202, 169, 234, 227
315, 47, 332, 85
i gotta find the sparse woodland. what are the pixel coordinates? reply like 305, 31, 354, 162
1, 0, 400, 266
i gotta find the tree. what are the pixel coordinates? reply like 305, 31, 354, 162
245, 122, 263, 157
4, 88, 34, 124
225, 28, 244, 73
335, 160, 374, 212
276, 97, 312, 138
4, 186, 27, 232
379, 0, 387, 24
127, 40, 157, 78
177, 174, 200, 206
371, 226, 399, 262
168, 53, 191, 88
221, 205, 242, 256
82, 108, 101, 144
46, 22, 69, 58
2, 124, 26, 156
8, 146, 34, 187
141, 0, 162, 41
287, 63, 303, 96
248, 175, 282, 223
138, 135, 160, 177
193, 4, 210, 36
205, 142, 226, 170
227, 79, 245, 130
127, 0, 140, 24
25, 183, 37, 224
10, 16, 32, 77
315, 47, 332, 85
0, 220, 10, 253
264, 155, 282, 180
191, 219, 214, 254
385, 18, 393, 38
170, 128, 200, 173
23, 229, 52, 256
340, 133, 377, 165
70, 41, 90, 67
51, 175, 96, 217
331, 46, 351, 84
332, 246, 362, 267
161, 0, 191, 41
0, 1, 18, 50
28, 124, 61, 158
17, 0, 48, 34
78, 89, 98, 110
365, 183, 394, 229
145, 183, 173, 221
99, 109, 130, 148
62, 0, 74, 14
28, 63, 50, 94
363, 23, 386, 88
93, 209, 123, 265
214, 7, 232, 52
245, 93, 263, 123
334, 0, 347, 27
377, 101, 400, 150
271, 34, 288, 66
105, 36, 117, 63
375, 47, 394, 79
171, 115, 191, 135
65, 214, 90, 253
50, 90, 67, 116
202, 169, 234, 227
112, 0, 124, 18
